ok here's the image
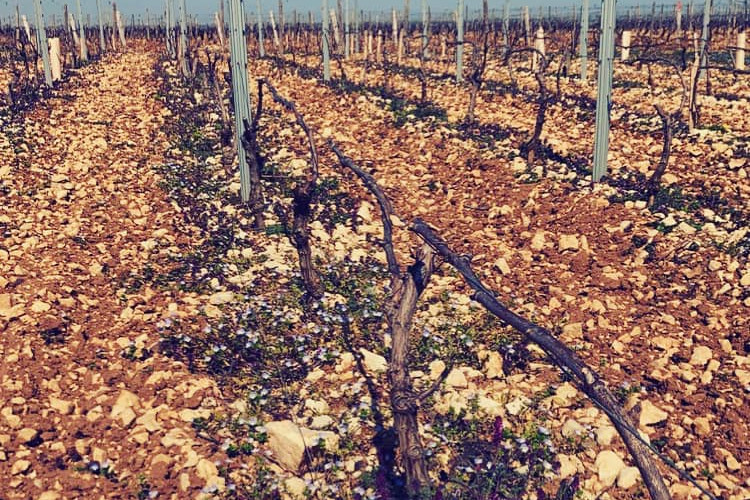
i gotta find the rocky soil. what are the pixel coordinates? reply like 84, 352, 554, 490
0, 36, 748, 500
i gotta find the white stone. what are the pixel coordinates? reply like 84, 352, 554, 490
476, 396, 503, 416
208, 291, 234, 305
596, 425, 617, 446
304, 399, 330, 415
595, 450, 626, 487
283, 476, 307, 499
483, 351, 504, 379
110, 390, 140, 427
530, 231, 546, 251
561, 322, 583, 339
428, 360, 446, 380
49, 396, 74, 415
689, 346, 712, 366
266, 420, 339, 471
505, 396, 530, 416
309, 415, 334, 430
617, 466, 641, 489
10, 459, 31, 475
559, 234, 580, 252
494, 257, 511, 275
445, 368, 468, 389
639, 400, 668, 427
552, 382, 578, 407
561, 418, 585, 438
557, 453, 583, 479
359, 348, 387, 375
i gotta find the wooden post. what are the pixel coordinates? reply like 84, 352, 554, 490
322, 0, 331, 81
330, 8, 341, 48
737, 31, 746, 70
397, 29, 403, 63
269, 10, 280, 51
116, 6, 127, 48
344, 0, 350, 58
421, 0, 429, 59
227, 0, 253, 203
34, 0, 54, 87
96, 0, 105, 53
215, 12, 225, 47
580, 0, 589, 80
112, 3, 118, 50
392, 8, 398, 47
219, 0, 225, 45
278, 0, 285, 49
178, 0, 189, 75
49, 37, 62, 82
456, 0, 464, 83
533, 26, 545, 70
502, 0, 510, 57
621, 30, 631, 61
22, 15, 32, 43
77, 0, 88, 61
15, 5, 20, 41
376, 29, 382, 62
257, 0, 265, 58
593, 0, 616, 182
523, 6, 531, 46
402, 0, 410, 56
354, 0, 360, 54
70, 12, 80, 49
697, 0, 712, 82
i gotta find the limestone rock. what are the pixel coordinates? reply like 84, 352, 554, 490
195, 458, 218, 481
595, 425, 617, 446
428, 359, 446, 380
0, 293, 24, 319
482, 351, 504, 379
445, 368, 468, 389
505, 396, 530, 416
309, 415, 334, 430
38, 492, 61, 500
561, 418, 585, 438
638, 400, 668, 427
559, 234, 580, 252
283, 476, 307, 499
693, 416, 711, 436
689, 346, 712, 366
304, 399, 329, 415
494, 257, 511, 275
110, 390, 140, 427
557, 453, 583, 479
617, 466, 641, 489
266, 420, 339, 471
476, 396, 503, 417
208, 291, 234, 305
30, 300, 51, 313
530, 231, 546, 251
595, 450, 626, 487
359, 348, 387, 375
726, 452, 741, 472
735, 369, 750, 386
49, 396, 74, 415
561, 322, 583, 340
17, 428, 39, 444
11, 459, 31, 475
552, 382, 578, 408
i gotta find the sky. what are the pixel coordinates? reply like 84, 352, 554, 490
0, 1, 726, 25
